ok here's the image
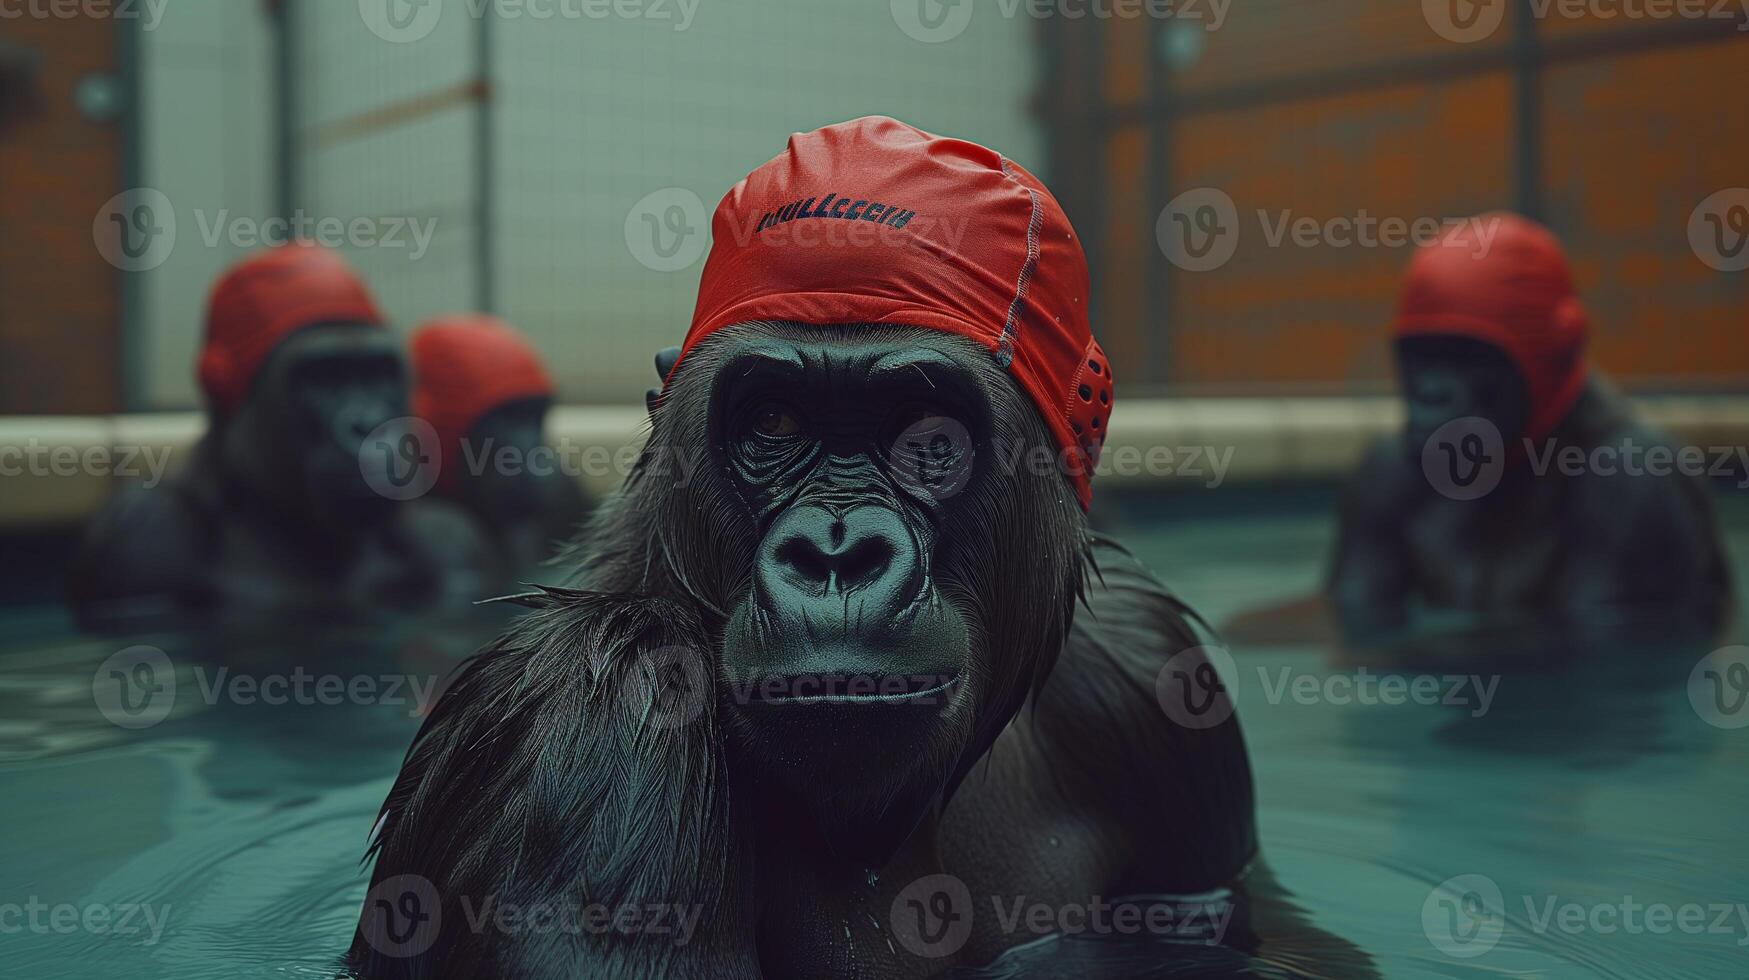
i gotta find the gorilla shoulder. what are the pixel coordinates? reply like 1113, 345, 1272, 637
68, 479, 214, 633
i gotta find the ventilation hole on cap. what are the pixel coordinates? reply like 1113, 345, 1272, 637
1088, 360, 1101, 375
1099, 389, 1109, 405
1072, 422, 1083, 434
1078, 384, 1093, 402
1091, 416, 1101, 429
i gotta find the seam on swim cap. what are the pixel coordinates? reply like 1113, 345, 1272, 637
996, 157, 1042, 370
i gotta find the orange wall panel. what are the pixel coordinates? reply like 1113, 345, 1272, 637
1543, 37, 1749, 386
1164, 73, 1515, 387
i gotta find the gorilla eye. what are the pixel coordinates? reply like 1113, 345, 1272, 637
751, 403, 802, 438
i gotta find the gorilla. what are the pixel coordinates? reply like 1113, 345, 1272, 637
69, 242, 489, 632
345, 118, 1257, 979
1329, 213, 1731, 657
410, 314, 591, 577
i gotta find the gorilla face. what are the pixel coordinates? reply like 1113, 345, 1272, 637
1396, 335, 1530, 457
225, 323, 408, 528
652, 322, 1086, 854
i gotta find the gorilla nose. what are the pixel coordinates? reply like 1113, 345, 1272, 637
762, 505, 919, 603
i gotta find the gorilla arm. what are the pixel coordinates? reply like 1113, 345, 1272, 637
1326, 440, 1416, 642
345, 590, 758, 980
940, 540, 1260, 962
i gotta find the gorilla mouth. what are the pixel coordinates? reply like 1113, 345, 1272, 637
736, 670, 961, 705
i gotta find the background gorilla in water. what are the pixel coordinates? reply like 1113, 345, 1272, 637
69, 244, 489, 631
345, 118, 1259, 979
410, 315, 592, 578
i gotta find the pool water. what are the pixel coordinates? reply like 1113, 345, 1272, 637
2, 491, 1746, 979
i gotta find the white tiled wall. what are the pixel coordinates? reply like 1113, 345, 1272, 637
295, 0, 482, 339
137, 0, 1040, 408
491, 0, 1041, 402
135, 0, 274, 410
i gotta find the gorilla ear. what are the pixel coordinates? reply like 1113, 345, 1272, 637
648, 346, 683, 416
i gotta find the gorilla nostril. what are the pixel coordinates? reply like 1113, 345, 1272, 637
775, 533, 895, 594
774, 536, 834, 592
835, 536, 893, 592
769, 513, 907, 596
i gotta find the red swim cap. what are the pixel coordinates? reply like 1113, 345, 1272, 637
673, 115, 1110, 510
1392, 212, 1589, 442
411, 315, 554, 490
198, 242, 384, 415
